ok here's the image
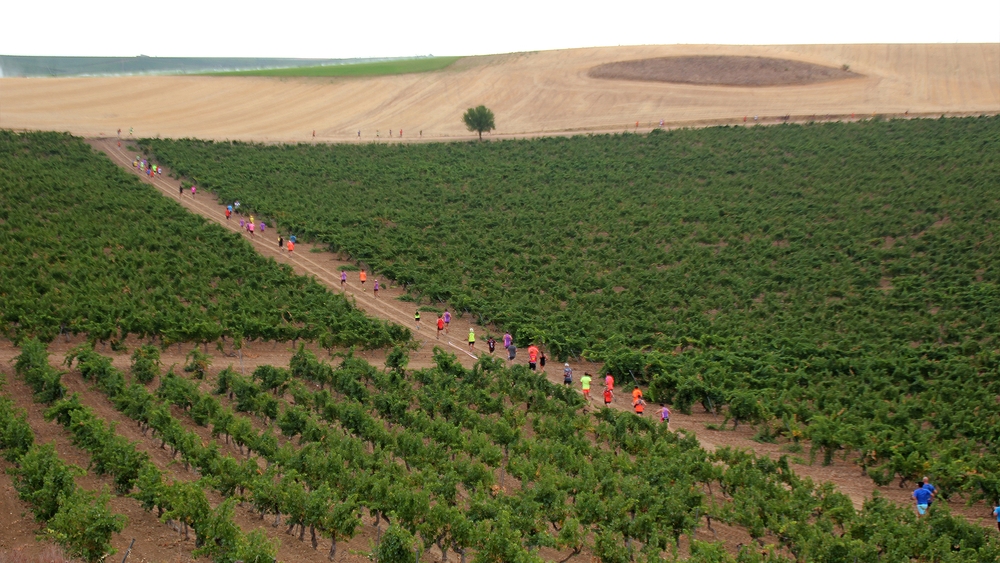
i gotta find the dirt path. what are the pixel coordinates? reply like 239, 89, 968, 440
87, 139, 998, 525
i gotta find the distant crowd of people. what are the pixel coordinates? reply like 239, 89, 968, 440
133, 156, 163, 178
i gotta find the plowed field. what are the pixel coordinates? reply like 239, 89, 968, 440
1, 44, 997, 142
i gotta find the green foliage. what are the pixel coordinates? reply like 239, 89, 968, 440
184, 347, 212, 379
15, 338, 66, 403
192, 498, 271, 563
386, 345, 410, 374
472, 510, 540, 563
0, 131, 408, 349
232, 529, 278, 563
46, 487, 127, 563
44, 396, 149, 494
688, 540, 734, 563
131, 344, 161, 383
210, 56, 461, 77
0, 381, 34, 462
12, 443, 82, 522
462, 105, 496, 139
375, 523, 417, 563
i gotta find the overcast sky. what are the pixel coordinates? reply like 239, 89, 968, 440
3, 0, 998, 58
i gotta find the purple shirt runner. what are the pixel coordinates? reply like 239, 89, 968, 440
443, 311, 451, 323
503, 333, 512, 348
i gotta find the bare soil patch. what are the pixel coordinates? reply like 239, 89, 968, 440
589, 55, 860, 86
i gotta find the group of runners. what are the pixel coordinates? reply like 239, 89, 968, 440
572, 370, 668, 424
338, 269, 380, 296
198, 176, 671, 426
132, 157, 163, 178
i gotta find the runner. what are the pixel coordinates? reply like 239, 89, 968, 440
659, 405, 670, 428
278, 236, 284, 251
443, 310, 451, 333
373, 279, 379, 297
631, 386, 644, 414
359, 269, 367, 291
912, 485, 932, 516
227, 204, 233, 216
503, 332, 512, 350
234, 200, 241, 212
287, 240, 294, 254
507, 342, 517, 362
605, 373, 615, 392
539, 351, 547, 371
414, 310, 420, 330
225, 208, 231, 220
562, 363, 573, 386
341, 271, 347, 288
179, 184, 183, 196
993, 504, 1000, 532
191, 185, 197, 197
603, 386, 614, 407
468, 328, 475, 352
240, 219, 246, 230
436, 315, 444, 339
259, 222, 265, 233
248, 222, 255, 237
527, 344, 539, 371
580, 373, 592, 400
634, 397, 645, 415
487, 336, 496, 355
921, 477, 937, 506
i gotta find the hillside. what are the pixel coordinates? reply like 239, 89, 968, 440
0, 44, 997, 142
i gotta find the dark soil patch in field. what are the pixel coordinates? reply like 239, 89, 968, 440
589, 56, 861, 86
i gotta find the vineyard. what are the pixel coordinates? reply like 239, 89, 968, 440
139, 117, 1000, 502
0, 130, 409, 349
4, 340, 999, 563
2, 120, 999, 561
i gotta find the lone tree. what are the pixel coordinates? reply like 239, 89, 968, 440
462, 105, 495, 140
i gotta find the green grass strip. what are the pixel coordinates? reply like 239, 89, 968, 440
208, 56, 462, 77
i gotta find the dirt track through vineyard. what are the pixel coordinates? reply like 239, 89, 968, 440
87, 138, 999, 530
